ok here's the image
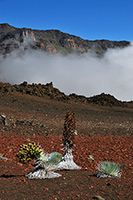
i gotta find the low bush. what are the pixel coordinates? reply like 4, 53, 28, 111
17, 142, 42, 163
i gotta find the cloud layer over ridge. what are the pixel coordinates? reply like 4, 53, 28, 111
0, 43, 133, 101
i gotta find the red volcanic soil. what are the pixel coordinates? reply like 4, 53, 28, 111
0, 92, 133, 200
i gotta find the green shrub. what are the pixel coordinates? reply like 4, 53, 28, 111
17, 142, 42, 163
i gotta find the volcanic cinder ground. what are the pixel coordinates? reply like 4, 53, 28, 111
0, 90, 133, 200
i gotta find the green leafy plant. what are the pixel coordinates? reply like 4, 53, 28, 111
17, 142, 42, 163
97, 161, 122, 178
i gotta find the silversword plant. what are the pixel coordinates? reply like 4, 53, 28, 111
56, 110, 81, 170
97, 161, 122, 178
26, 150, 62, 179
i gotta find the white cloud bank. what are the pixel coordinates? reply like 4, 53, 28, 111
0, 43, 133, 101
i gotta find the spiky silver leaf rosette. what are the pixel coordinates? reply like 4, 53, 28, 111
26, 150, 62, 179
96, 161, 122, 178
56, 142, 81, 170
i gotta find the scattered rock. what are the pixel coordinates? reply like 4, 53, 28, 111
0, 114, 8, 126
16, 120, 33, 126
0, 153, 8, 160
93, 195, 105, 200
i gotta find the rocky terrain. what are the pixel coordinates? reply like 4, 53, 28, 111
0, 81, 130, 107
0, 23, 130, 55
0, 82, 132, 199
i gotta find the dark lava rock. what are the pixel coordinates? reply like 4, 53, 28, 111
0, 81, 128, 107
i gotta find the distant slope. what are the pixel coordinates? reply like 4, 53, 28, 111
0, 23, 130, 55
0, 81, 129, 107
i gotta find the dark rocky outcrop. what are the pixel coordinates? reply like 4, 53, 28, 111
87, 93, 126, 107
0, 81, 127, 107
0, 23, 130, 55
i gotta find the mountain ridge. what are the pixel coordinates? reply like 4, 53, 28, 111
0, 23, 130, 55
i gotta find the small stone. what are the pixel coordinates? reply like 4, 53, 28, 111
93, 195, 105, 200
85, 167, 88, 170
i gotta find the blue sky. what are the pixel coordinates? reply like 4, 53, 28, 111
0, 0, 133, 41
